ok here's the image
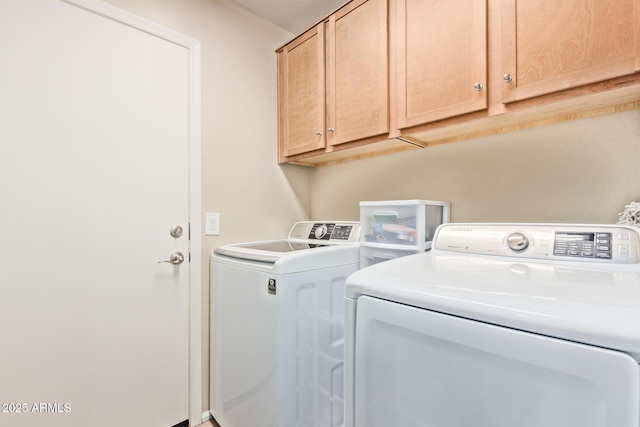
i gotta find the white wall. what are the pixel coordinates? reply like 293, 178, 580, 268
310, 109, 640, 224
104, 0, 311, 413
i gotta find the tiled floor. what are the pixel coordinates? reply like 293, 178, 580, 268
195, 419, 218, 427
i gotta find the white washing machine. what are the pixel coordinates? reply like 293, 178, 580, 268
345, 223, 640, 427
211, 221, 360, 427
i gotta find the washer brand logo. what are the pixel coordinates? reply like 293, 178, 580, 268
267, 279, 276, 295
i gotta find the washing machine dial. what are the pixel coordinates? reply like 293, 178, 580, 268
506, 232, 529, 252
314, 224, 328, 239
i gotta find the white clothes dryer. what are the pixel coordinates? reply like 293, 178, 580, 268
345, 223, 640, 427
211, 221, 360, 427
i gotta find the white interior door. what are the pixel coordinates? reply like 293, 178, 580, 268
0, 1, 197, 426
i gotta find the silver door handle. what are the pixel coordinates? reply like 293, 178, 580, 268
158, 252, 185, 265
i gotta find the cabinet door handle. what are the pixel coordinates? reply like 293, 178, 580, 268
474, 82, 484, 91
315, 131, 322, 136
503, 73, 513, 83
327, 128, 335, 133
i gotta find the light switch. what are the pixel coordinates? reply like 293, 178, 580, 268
205, 212, 220, 236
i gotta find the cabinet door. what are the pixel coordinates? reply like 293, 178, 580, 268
326, 0, 389, 147
395, 0, 487, 129
501, 0, 640, 103
278, 25, 325, 158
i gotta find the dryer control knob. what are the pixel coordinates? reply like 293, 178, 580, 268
506, 232, 529, 252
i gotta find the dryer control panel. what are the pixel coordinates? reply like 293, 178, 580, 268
553, 231, 613, 259
433, 224, 640, 264
288, 221, 360, 243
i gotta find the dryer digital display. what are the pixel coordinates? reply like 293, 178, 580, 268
554, 231, 612, 259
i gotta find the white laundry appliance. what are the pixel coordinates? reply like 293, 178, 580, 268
345, 223, 640, 427
211, 221, 360, 427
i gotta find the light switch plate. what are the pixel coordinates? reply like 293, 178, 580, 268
205, 212, 220, 236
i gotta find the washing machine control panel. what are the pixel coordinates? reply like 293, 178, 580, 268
288, 221, 360, 243
434, 224, 640, 264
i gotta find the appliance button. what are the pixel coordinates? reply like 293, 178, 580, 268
554, 248, 567, 255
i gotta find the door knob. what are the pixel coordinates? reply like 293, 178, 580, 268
170, 225, 183, 238
158, 252, 185, 265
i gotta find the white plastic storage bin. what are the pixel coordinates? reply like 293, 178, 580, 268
360, 199, 450, 268
360, 200, 450, 250
359, 245, 424, 268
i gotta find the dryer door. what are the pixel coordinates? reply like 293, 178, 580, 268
353, 296, 639, 427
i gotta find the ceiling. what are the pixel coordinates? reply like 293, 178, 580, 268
232, 0, 350, 34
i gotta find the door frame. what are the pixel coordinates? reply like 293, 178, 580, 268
60, 0, 203, 423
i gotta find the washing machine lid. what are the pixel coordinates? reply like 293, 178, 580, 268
214, 239, 330, 263
213, 221, 361, 264
346, 223, 640, 362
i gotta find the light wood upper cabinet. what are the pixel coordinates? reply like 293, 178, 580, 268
395, 0, 487, 129
277, 0, 389, 163
326, 0, 389, 146
277, 0, 639, 166
501, 0, 640, 103
277, 25, 325, 158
